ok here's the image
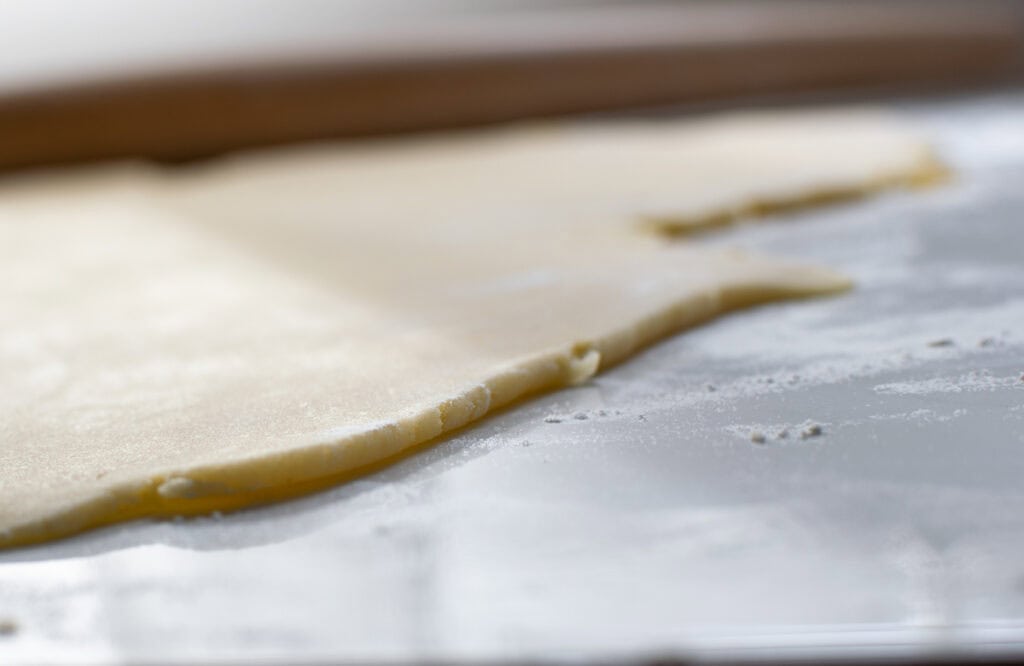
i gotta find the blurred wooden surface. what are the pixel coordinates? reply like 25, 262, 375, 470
1, 0, 1023, 171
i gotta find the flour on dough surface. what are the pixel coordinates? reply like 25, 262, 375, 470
0, 108, 940, 548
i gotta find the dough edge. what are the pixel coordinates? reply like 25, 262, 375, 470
641, 148, 948, 236
1, 261, 850, 550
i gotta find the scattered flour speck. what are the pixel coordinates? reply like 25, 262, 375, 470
800, 423, 823, 440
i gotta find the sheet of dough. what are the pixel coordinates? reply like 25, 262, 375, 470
0, 109, 941, 548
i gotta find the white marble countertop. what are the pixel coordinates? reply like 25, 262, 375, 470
2, 92, 1024, 664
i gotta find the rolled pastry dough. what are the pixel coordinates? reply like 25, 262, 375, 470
0, 109, 941, 548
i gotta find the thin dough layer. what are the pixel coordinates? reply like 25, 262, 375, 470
0, 109, 940, 548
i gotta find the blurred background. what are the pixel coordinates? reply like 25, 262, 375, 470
2, 0, 1023, 171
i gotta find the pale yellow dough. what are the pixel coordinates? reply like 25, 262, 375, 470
0, 109, 941, 548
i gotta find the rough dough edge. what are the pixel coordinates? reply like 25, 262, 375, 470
1, 263, 850, 550
639, 149, 949, 237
